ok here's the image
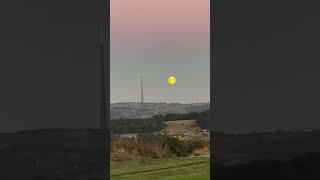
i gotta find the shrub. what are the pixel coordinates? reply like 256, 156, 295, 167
111, 133, 207, 158
162, 133, 205, 157
111, 135, 170, 159
162, 133, 187, 156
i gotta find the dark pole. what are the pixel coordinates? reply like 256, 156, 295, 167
99, 0, 110, 178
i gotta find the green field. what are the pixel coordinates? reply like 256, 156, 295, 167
111, 156, 210, 180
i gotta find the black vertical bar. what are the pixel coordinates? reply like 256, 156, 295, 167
100, 0, 110, 179
210, 0, 217, 179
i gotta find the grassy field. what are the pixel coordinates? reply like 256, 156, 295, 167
164, 120, 200, 134
110, 156, 210, 180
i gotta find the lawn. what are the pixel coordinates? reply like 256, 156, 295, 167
110, 156, 210, 180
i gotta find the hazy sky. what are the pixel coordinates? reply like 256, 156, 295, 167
110, 0, 210, 103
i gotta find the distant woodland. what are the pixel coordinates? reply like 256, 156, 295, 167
110, 110, 210, 134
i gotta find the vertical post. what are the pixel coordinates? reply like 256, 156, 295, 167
99, 0, 110, 178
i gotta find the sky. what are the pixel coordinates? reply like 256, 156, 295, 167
110, 0, 210, 103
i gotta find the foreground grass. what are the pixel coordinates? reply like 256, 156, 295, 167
110, 155, 210, 180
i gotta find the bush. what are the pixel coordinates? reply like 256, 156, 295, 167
111, 133, 206, 158
162, 134, 187, 157
162, 133, 205, 157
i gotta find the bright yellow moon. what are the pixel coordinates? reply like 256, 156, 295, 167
168, 76, 176, 85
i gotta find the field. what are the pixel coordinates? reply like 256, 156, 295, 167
163, 120, 209, 142
164, 120, 201, 134
110, 155, 210, 180
111, 119, 210, 180
117, 120, 210, 141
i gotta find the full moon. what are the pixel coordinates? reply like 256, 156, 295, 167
168, 76, 177, 85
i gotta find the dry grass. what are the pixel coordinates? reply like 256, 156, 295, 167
111, 134, 210, 160
193, 140, 210, 156
164, 120, 201, 134
111, 137, 170, 159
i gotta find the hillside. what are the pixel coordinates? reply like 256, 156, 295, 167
110, 102, 209, 120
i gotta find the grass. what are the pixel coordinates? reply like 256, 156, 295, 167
111, 155, 210, 180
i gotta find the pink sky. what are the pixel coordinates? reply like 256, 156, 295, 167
110, 0, 210, 103
111, 0, 210, 44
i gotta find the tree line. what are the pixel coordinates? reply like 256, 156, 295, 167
111, 110, 210, 134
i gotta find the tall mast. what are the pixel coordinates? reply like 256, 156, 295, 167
141, 73, 144, 103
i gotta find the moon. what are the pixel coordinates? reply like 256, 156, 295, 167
168, 76, 177, 85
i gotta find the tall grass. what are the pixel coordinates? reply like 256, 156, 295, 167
111, 136, 170, 159
111, 133, 209, 159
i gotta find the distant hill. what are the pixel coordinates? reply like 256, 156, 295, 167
110, 102, 210, 120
